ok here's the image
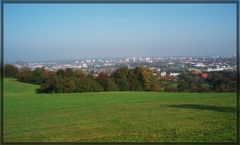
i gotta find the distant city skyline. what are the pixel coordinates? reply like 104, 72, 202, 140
4, 4, 236, 63
9, 55, 236, 64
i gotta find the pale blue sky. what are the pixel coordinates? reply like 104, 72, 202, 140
4, 4, 236, 63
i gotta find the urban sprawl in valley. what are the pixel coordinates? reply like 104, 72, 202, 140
13, 55, 236, 79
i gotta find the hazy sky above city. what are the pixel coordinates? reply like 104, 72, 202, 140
4, 4, 236, 63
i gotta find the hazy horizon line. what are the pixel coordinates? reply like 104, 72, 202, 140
4, 54, 236, 64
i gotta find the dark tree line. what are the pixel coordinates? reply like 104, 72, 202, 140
4, 64, 236, 93
176, 71, 236, 92
4, 65, 47, 85
206, 71, 236, 92
38, 68, 104, 93
177, 71, 211, 92
3, 64, 160, 93
37, 66, 161, 93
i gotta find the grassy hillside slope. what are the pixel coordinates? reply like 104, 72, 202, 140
3, 78, 237, 142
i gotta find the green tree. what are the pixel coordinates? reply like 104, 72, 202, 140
112, 67, 129, 91
62, 77, 76, 93
65, 68, 75, 77
127, 69, 143, 91
75, 69, 85, 78
177, 71, 195, 92
177, 71, 209, 92
38, 73, 58, 93
206, 71, 236, 92
75, 76, 103, 92
134, 65, 160, 91
17, 67, 33, 83
4, 64, 18, 77
96, 72, 118, 91
31, 67, 47, 84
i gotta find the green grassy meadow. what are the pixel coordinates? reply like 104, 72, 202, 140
3, 78, 237, 142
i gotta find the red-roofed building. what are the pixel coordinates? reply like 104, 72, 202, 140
201, 73, 208, 78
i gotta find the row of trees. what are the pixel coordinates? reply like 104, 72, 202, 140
39, 68, 104, 93
164, 71, 236, 92
4, 64, 236, 93
4, 64, 48, 84
4, 64, 161, 93
39, 66, 161, 93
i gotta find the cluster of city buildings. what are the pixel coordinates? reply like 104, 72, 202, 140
14, 55, 236, 78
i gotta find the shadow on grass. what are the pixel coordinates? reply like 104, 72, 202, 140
168, 104, 236, 113
35, 88, 43, 94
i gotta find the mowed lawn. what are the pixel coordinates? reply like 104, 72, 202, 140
3, 78, 237, 142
